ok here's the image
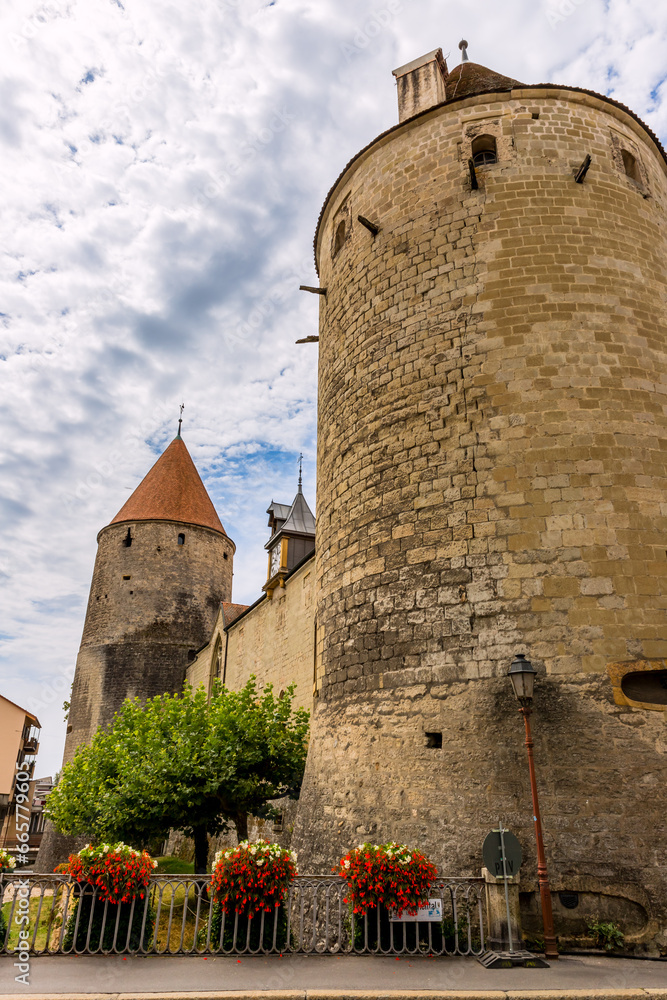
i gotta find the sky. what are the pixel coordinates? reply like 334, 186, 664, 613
1, 0, 666, 778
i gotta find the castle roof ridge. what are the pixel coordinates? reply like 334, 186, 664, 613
109, 435, 228, 537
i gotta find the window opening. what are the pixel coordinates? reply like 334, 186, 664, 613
187, 649, 196, 662
621, 149, 640, 183
123, 528, 132, 548
333, 220, 346, 255
471, 134, 497, 166
177, 533, 185, 546
223, 552, 228, 560
621, 669, 667, 706
425, 732, 443, 749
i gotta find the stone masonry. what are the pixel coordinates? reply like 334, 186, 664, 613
291, 80, 667, 953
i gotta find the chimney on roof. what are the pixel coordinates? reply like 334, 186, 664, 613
392, 48, 449, 124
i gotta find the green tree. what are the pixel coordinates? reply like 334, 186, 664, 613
46, 679, 310, 872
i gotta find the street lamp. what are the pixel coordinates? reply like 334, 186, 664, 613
508, 653, 558, 960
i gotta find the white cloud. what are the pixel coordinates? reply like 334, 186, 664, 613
1, 0, 665, 775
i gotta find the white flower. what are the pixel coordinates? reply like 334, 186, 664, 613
152, 860, 158, 868
256, 859, 264, 866
343, 859, 350, 869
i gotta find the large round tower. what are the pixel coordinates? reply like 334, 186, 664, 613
293, 49, 667, 949
38, 431, 234, 869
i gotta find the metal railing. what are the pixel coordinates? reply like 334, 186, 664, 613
0, 874, 485, 956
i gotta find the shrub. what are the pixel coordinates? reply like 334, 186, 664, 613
335, 842, 438, 917
587, 918, 624, 952
204, 901, 289, 952
63, 889, 155, 952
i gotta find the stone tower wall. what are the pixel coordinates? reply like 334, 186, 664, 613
64, 519, 234, 764
293, 88, 667, 950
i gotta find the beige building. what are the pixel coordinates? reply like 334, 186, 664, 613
0, 694, 41, 857
187, 483, 316, 714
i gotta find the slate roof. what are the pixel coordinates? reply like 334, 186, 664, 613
109, 435, 227, 536
265, 486, 316, 550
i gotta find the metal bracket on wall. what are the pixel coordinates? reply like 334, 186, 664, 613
357, 214, 380, 236
575, 154, 592, 183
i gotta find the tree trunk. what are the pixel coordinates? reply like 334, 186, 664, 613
235, 812, 249, 842
193, 826, 209, 875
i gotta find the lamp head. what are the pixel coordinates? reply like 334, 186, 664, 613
509, 653, 537, 705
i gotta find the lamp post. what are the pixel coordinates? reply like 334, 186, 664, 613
508, 653, 558, 960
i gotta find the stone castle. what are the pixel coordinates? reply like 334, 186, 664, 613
40, 47, 667, 953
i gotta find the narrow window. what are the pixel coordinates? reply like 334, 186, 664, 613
122, 575, 131, 581
223, 552, 228, 560
177, 533, 185, 546
621, 149, 640, 183
187, 649, 196, 662
273, 813, 284, 833
471, 134, 497, 166
123, 528, 132, 548
425, 732, 443, 749
333, 219, 346, 255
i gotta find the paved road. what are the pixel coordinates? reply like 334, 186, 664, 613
0, 953, 666, 997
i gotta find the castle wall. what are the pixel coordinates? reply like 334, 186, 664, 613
64, 519, 234, 764
293, 88, 667, 950
224, 556, 315, 712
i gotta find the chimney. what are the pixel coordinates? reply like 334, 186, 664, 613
392, 48, 449, 123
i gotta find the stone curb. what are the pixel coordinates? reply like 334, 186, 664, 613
1, 990, 666, 1000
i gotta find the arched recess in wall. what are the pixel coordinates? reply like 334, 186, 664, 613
471, 134, 497, 166
333, 220, 346, 255
210, 636, 223, 692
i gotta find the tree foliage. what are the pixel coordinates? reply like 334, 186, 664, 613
46, 679, 310, 870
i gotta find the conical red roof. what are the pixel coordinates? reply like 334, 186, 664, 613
109, 436, 227, 535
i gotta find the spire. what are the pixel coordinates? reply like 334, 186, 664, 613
109, 436, 227, 536
298, 452, 303, 493
177, 403, 184, 439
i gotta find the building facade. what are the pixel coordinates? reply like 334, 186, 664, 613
40, 45, 667, 952
0, 695, 41, 862
289, 49, 667, 953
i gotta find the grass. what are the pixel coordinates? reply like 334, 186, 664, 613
153, 856, 195, 875
1, 892, 65, 952
1, 879, 210, 954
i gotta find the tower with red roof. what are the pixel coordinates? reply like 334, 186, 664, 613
64, 431, 234, 765
38, 429, 234, 868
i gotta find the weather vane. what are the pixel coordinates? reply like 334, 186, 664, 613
459, 39, 469, 62
298, 452, 303, 488
178, 403, 184, 437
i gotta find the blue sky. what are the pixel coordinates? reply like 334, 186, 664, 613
1, 0, 666, 777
